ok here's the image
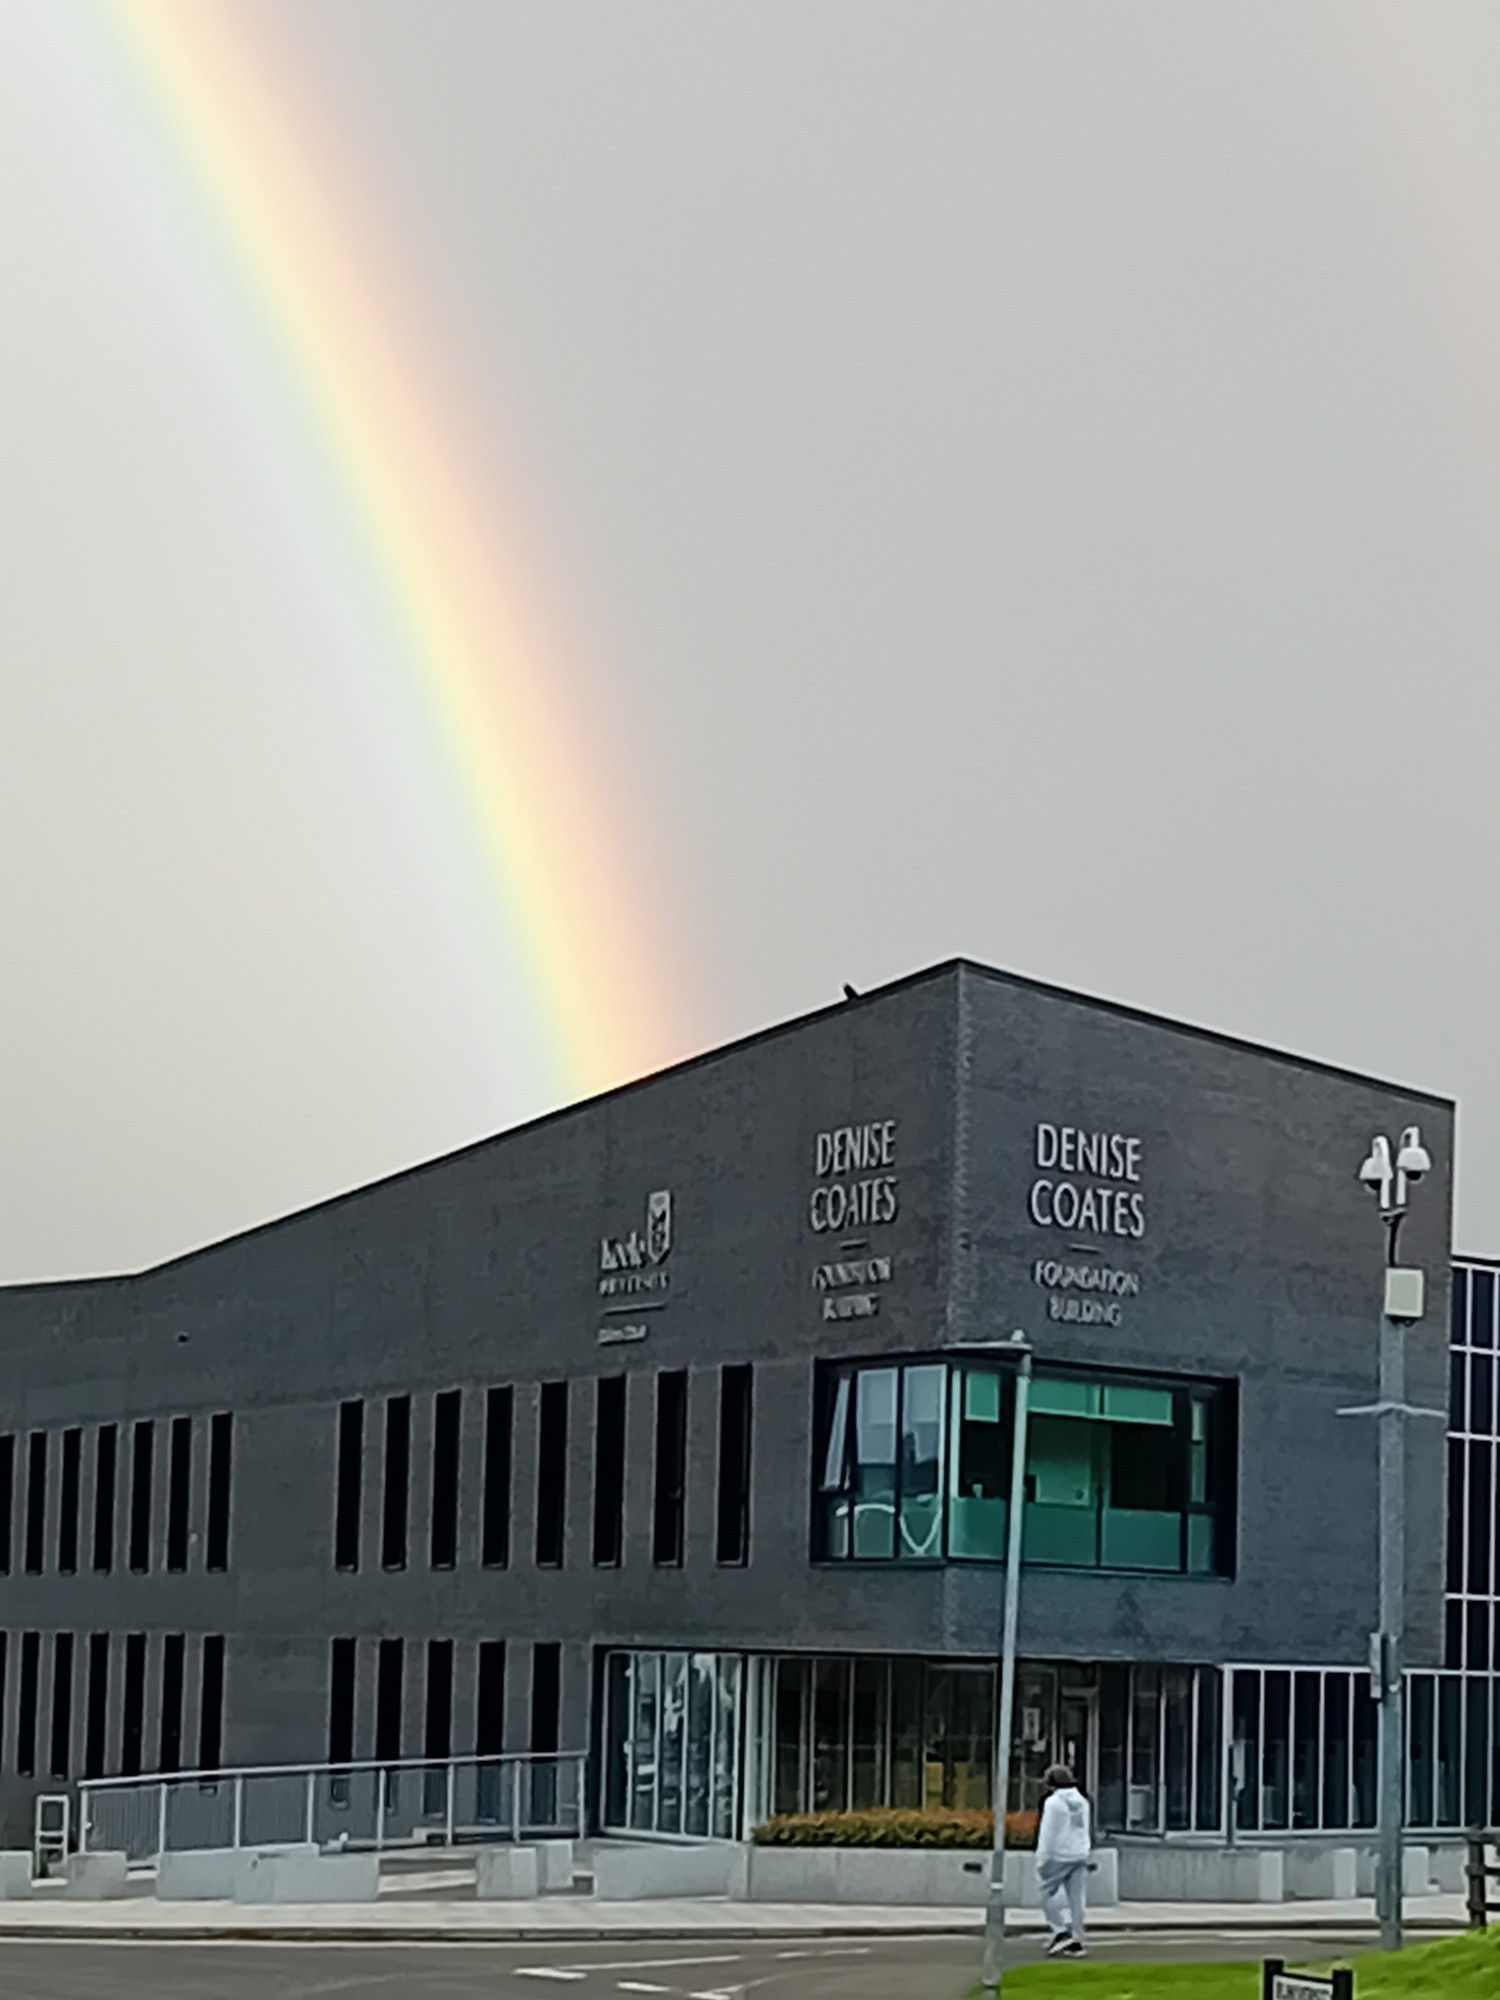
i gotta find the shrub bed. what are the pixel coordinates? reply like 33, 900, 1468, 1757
753, 1807, 1039, 1850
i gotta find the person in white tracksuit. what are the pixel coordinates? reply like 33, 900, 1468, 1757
1035, 1762, 1091, 1958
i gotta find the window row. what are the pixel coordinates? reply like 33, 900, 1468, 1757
0, 1415, 232, 1579
1452, 1263, 1499, 1353
0, 1629, 226, 1781
332, 1366, 753, 1575
815, 1359, 1234, 1575
1446, 1265, 1500, 1671
324, 1635, 560, 1764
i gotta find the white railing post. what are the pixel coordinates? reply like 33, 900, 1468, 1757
444, 1762, 456, 1848
157, 1781, 168, 1861
512, 1756, 523, 1845
231, 1774, 244, 1850
304, 1769, 316, 1845
78, 1788, 89, 1855
376, 1769, 385, 1853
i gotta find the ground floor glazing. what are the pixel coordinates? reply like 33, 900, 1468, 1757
599, 1648, 1500, 1840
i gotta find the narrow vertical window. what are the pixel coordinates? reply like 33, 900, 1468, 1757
206, 1413, 233, 1572
530, 1641, 561, 1753
49, 1633, 73, 1778
128, 1420, 154, 1574
14, 1632, 37, 1775
592, 1376, 626, 1567
716, 1365, 753, 1566
476, 1641, 506, 1756
424, 1640, 453, 1760
0, 1434, 14, 1575
199, 1636, 225, 1771
482, 1387, 512, 1568
159, 1634, 185, 1774
328, 1638, 357, 1764
121, 1633, 146, 1777
382, 1396, 411, 1571
24, 1432, 47, 1575
535, 1382, 568, 1568
652, 1370, 688, 1567
84, 1634, 109, 1780
92, 1424, 116, 1573
58, 1428, 82, 1575
375, 1638, 403, 1761
167, 1417, 192, 1572
334, 1401, 363, 1572
429, 1389, 461, 1570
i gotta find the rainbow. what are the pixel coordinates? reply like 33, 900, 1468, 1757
89, 0, 683, 1101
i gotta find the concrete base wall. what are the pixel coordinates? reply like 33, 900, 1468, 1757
234, 1850, 378, 1905
1284, 1847, 1358, 1901
1429, 1846, 1468, 1895
0, 1854, 31, 1901
535, 1840, 576, 1893
157, 1844, 316, 1903
475, 1847, 539, 1900
62, 1852, 129, 1900
1116, 1846, 1284, 1904
592, 1841, 739, 1900
743, 1845, 1118, 1910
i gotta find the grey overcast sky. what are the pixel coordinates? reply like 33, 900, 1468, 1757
3, 0, 1499, 1281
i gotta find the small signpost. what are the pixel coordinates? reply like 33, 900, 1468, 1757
1467, 1829, 1500, 1928
1262, 1962, 1353, 2000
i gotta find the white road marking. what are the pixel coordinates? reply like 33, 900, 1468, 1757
773, 1946, 871, 1959
536, 1958, 741, 1975
616, 1985, 673, 1995
516, 1972, 586, 1983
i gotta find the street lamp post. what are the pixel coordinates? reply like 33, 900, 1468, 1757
949, 1331, 1033, 2000
1342, 1126, 1443, 1956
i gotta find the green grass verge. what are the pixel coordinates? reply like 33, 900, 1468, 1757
975, 1929, 1500, 1996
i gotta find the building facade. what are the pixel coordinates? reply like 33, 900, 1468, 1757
0, 960, 1481, 1847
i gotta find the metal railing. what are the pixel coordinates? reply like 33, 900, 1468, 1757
78, 1752, 586, 1864
1466, 1828, 1500, 1929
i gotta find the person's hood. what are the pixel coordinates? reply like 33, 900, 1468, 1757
1054, 1787, 1086, 1807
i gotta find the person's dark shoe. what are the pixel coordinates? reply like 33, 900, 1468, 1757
1060, 1939, 1086, 1957
1045, 1932, 1070, 1956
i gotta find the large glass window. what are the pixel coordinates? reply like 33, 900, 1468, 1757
601, 1649, 744, 1840
815, 1358, 1233, 1575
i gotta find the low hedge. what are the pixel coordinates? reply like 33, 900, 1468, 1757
753, 1808, 1039, 1850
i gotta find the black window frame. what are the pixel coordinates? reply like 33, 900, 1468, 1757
652, 1369, 688, 1568
715, 1364, 753, 1566
592, 1375, 627, 1569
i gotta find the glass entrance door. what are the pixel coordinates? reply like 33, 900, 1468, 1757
923, 1665, 994, 1809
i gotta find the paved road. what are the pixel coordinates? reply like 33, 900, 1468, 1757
0, 1932, 1389, 1999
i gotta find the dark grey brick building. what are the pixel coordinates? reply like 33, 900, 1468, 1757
0, 960, 1469, 1846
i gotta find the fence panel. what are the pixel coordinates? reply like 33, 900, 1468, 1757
80, 1751, 586, 1861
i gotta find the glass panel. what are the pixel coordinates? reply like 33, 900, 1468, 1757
1186, 1514, 1216, 1574
1262, 1672, 1290, 1830
1474, 1269, 1497, 1349
949, 1369, 1007, 1559
1408, 1675, 1435, 1826
1194, 1668, 1222, 1832
711, 1655, 741, 1839
1031, 1377, 1101, 1419
889, 1658, 923, 1809
852, 1373, 897, 1560
658, 1653, 686, 1835
1465, 1677, 1490, 1830
851, 1659, 888, 1809
1352, 1678, 1378, 1828
1323, 1675, 1350, 1831
899, 1366, 945, 1560
629, 1653, 660, 1833
1162, 1668, 1193, 1831
1127, 1666, 1159, 1831
1024, 1417, 1100, 1566
773, 1658, 807, 1815
1102, 1385, 1174, 1425
1437, 1677, 1463, 1826
683, 1654, 713, 1838
1096, 1665, 1128, 1831
925, 1665, 993, 1811
1292, 1672, 1321, 1830
1473, 1353, 1495, 1438
811, 1658, 849, 1811
1468, 1441, 1493, 1593
820, 1376, 851, 1558
1232, 1672, 1260, 1831
603, 1654, 629, 1828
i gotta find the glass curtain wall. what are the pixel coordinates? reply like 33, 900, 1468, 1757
817, 1359, 1233, 1577
601, 1651, 743, 1839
